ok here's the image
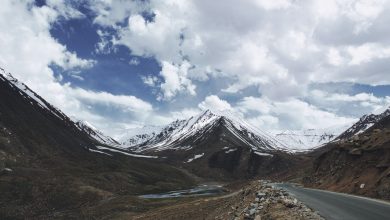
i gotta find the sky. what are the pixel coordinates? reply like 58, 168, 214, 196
1, 0, 390, 139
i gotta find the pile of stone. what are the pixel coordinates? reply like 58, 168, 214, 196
241, 180, 323, 220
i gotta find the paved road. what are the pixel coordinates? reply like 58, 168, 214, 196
275, 183, 390, 220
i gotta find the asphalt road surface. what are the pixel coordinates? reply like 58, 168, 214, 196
275, 183, 390, 220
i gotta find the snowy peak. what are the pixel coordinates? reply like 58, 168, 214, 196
122, 109, 286, 153
274, 124, 352, 151
122, 110, 222, 152
120, 125, 163, 146
74, 120, 119, 146
337, 107, 390, 140
273, 108, 390, 151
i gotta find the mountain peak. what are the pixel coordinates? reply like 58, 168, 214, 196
197, 109, 218, 117
197, 109, 222, 119
121, 108, 286, 154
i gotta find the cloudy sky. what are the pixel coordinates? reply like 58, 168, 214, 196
1, 0, 390, 138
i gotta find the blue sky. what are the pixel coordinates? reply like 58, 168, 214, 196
1, 0, 390, 138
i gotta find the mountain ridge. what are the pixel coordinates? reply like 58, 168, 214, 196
336, 107, 390, 140
0, 67, 121, 148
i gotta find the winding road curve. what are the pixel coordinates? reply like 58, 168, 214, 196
276, 183, 390, 220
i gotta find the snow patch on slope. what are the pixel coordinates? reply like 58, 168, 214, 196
254, 151, 273, 157
95, 146, 158, 158
225, 148, 237, 153
89, 148, 112, 156
185, 153, 205, 163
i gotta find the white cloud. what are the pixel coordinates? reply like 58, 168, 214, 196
170, 108, 201, 120
310, 90, 390, 114
90, 0, 390, 101
237, 96, 272, 114
346, 0, 387, 33
129, 57, 140, 66
237, 97, 356, 130
91, 0, 145, 27
69, 74, 84, 81
142, 75, 159, 87
253, 0, 292, 10
318, 91, 382, 103
198, 95, 232, 112
59, 51, 96, 70
347, 43, 390, 65
69, 88, 153, 113
327, 48, 345, 66
247, 115, 279, 128
46, 0, 85, 19
158, 61, 196, 100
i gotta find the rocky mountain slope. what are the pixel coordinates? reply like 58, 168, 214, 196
0, 68, 195, 219
336, 108, 390, 140
303, 107, 390, 200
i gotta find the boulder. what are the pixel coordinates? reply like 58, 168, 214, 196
256, 192, 266, 198
349, 148, 362, 155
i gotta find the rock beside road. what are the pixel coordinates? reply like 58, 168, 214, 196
233, 180, 324, 220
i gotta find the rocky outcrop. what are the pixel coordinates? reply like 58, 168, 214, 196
232, 180, 323, 220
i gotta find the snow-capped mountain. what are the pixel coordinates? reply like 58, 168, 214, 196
274, 107, 390, 150
121, 110, 287, 153
274, 124, 352, 150
0, 67, 117, 146
337, 107, 390, 140
120, 110, 301, 179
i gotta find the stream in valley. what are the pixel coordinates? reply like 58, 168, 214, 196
139, 184, 226, 199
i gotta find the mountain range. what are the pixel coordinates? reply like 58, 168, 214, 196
1, 67, 389, 218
